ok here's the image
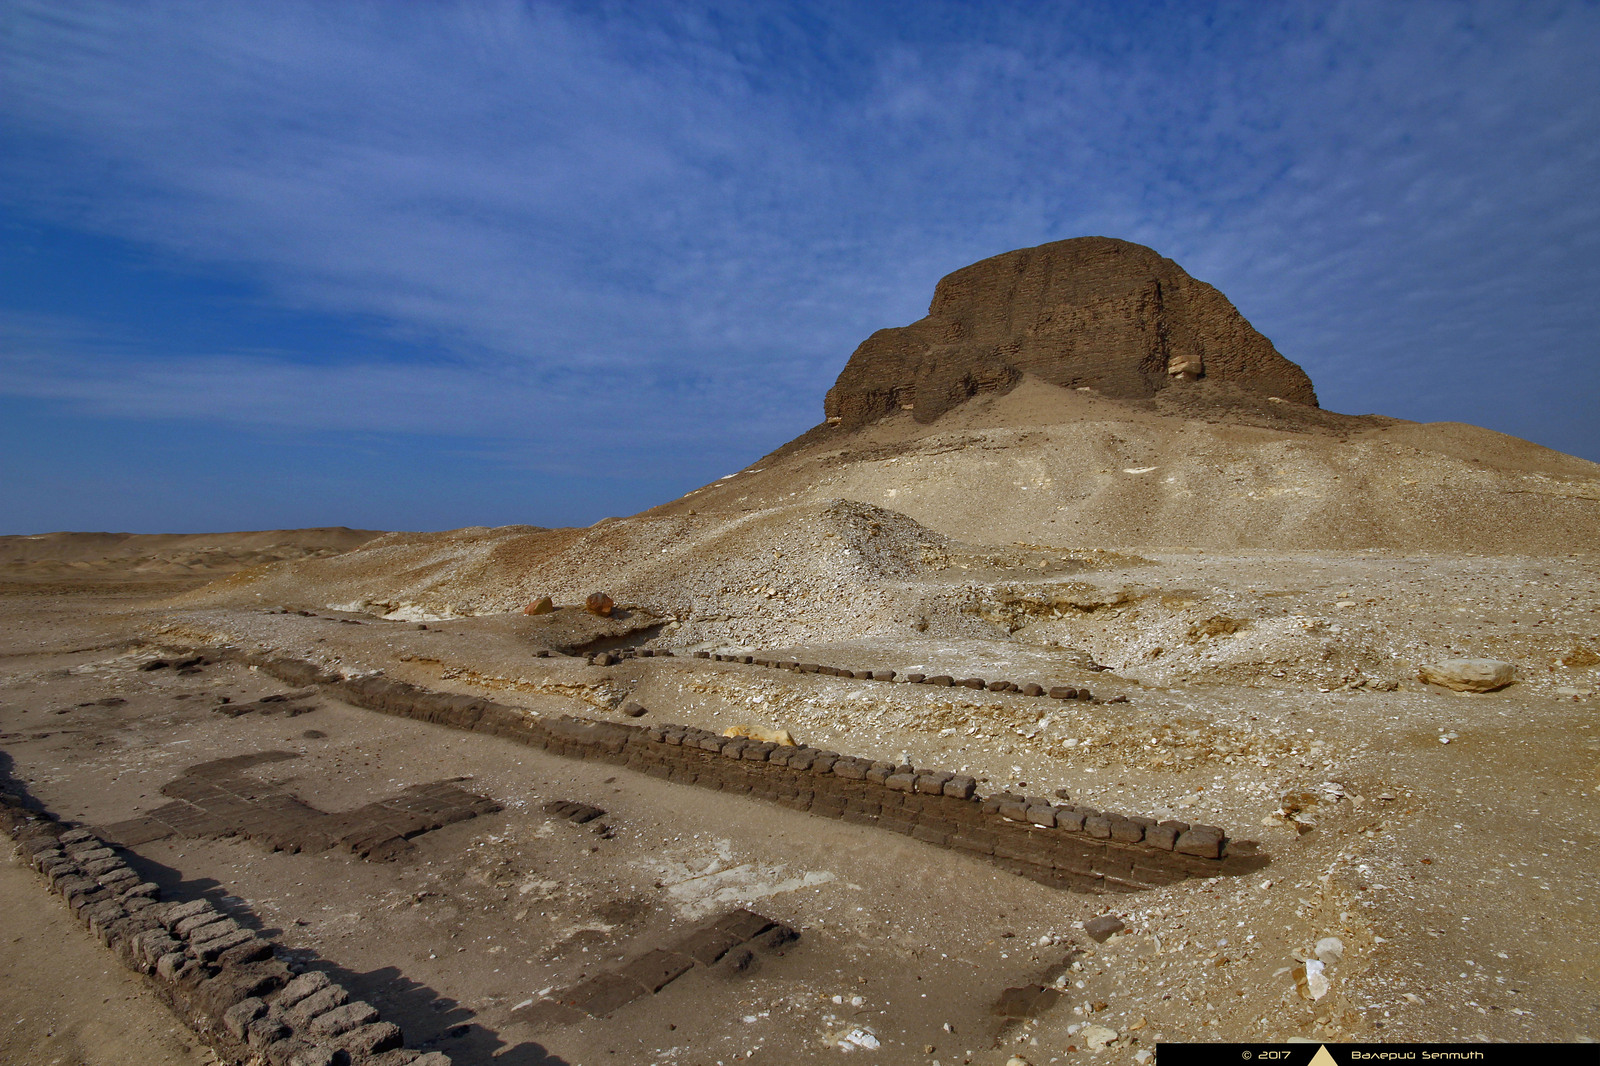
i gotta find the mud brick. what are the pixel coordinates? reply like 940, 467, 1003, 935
617, 948, 696, 993
997, 801, 1031, 823
1054, 807, 1087, 832
950, 830, 997, 855
832, 759, 867, 780
80, 855, 122, 876
1048, 686, 1079, 700
336, 1021, 403, 1058
786, 751, 816, 771
286, 984, 350, 1027
811, 792, 846, 814
136, 928, 182, 963
910, 823, 949, 847
864, 764, 892, 785
914, 772, 953, 795
959, 678, 986, 689
219, 937, 276, 967
155, 951, 190, 981
69, 887, 112, 915
195, 927, 256, 962
564, 971, 648, 1017
722, 779, 752, 796
119, 881, 160, 902
1022, 683, 1046, 697
878, 814, 916, 836
59, 828, 97, 846
1109, 817, 1145, 843
1143, 823, 1180, 850
275, 970, 333, 1009
247, 1018, 291, 1050
105, 912, 162, 948
942, 776, 977, 799
1024, 805, 1057, 828
224, 997, 270, 1039
884, 772, 917, 792
1096, 851, 1136, 879
994, 837, 1041, 864
1132, 861, 1183, 885
96, 865, 139, 888
177, 911, 233, 938
696, 737, 724, 752
809, 754, 838, 774
284, 1042, 343, 1066
843, 796, 882, 817
309, 1000, 379, 1038
64, 845, 114, 861
200, 961, 291, 1014
1175, 825, 1225, 859
1084, 814, 1113, 838
53, 871, 97, 894
741, 743, 775, 762
840, 809, 878, 826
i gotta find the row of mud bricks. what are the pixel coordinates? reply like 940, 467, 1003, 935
0, 789, 450, 1066
697, 650, 1110, 701
241, 653, 1234, 893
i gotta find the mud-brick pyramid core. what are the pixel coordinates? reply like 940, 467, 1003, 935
824, 236, 1318, 429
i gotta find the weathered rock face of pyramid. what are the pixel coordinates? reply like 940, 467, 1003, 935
824, 236, 1318, 429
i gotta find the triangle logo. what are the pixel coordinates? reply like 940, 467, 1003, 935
1309, 1046, 1339, 1066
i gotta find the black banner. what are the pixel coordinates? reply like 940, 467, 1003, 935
1155, 1044, 1592, 1066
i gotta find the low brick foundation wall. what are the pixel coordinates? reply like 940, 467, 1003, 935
237, 651, 1251, 893
0, 788, 452, 1066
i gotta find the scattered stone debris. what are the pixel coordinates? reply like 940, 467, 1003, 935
1082, 914, 1126, 942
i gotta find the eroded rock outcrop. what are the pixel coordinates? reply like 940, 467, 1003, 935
824, 236, 1317, 429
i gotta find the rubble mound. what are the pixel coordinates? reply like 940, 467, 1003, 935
824, 236, 1317, 429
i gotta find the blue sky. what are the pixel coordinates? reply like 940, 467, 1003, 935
3, 1, 1597, 534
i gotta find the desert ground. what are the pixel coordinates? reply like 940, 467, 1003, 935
3, 239, 1597, 1064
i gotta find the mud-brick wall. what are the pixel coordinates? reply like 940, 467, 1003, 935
243, 655, 1241, 894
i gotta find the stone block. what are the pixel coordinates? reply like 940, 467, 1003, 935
161, 899, 215, 929
884, 773, 917, 792
1084, 814, 1113, 839
1054, 808, 1086, 832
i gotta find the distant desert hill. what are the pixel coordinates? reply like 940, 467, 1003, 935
182, 238, 1600, 628
0, 527, 383, 580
